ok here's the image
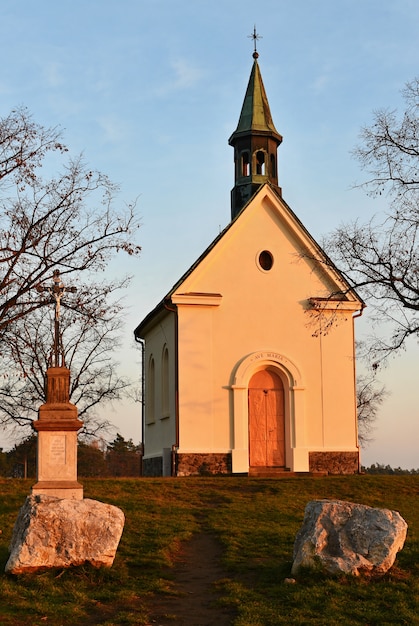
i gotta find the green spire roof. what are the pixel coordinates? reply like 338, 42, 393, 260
229, 56, 282, 143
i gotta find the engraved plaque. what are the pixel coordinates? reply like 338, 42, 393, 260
50, 435, 66, 465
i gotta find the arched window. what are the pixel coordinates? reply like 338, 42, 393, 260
241, 152, 250, 177
256, 150, 265, 175
161, 346, 169, 418
146, 356, 155, 424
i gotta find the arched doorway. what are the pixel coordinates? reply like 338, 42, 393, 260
248, 369, 285, 467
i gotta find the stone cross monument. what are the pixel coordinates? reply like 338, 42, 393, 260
32, 270, 84, 500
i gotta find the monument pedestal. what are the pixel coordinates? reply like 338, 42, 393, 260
32, 367, 83, 500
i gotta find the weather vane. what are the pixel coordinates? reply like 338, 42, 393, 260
36, 269, 77, 367
248, 25, 262, 58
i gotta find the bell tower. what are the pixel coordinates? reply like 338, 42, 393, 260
229, 30, 283, 220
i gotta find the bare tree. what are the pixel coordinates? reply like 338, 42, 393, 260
0, 107, 140, 342
0, 305, 129, 439
352, 77, 419, 203
325, 77, 419, 363
356, 372, 388, 446
0, 107, 140, 440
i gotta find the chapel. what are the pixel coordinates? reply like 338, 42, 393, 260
134, 45, 364, 477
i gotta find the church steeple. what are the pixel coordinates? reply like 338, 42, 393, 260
229, 34, 283, 219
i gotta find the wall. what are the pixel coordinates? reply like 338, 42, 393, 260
172, 186, 361, 473
142, 310, 177, 469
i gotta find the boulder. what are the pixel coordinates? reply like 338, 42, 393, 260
5, 495, 125, 574
291, 499, 407, 577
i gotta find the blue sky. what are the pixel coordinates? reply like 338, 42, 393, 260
1, 0, 418, 467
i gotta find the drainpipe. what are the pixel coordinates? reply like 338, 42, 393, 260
134, 335, 145, 461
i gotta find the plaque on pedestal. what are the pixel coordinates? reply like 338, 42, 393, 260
32, 366, 83, 500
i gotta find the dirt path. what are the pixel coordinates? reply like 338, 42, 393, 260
146, 532, 236, 626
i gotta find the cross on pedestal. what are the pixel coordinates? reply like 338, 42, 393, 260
33, 269, 83, 500
36, 270, 77, 367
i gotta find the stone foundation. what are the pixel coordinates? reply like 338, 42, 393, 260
176, 453, 232, 476
143, 456, 163, 477
309, 451, 359, 475
144, 451, 359, 477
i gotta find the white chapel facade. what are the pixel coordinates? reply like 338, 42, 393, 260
134, 49, 364, 477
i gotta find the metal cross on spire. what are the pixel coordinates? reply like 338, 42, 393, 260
248, 25, 262, 58
36, 269, 77, 367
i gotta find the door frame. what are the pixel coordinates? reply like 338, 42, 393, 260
230, 351, 306, 473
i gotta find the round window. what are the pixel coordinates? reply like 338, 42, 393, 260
258, 250, 274, 271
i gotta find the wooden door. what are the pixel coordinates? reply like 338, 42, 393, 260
248, 370, 285, 467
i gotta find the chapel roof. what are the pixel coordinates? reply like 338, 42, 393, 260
134, 38, 364, 340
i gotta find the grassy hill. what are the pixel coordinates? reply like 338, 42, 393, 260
1, 475, 419, 625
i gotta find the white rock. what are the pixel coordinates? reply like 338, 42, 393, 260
5, 495, 125, 574
291, 499, 407, 577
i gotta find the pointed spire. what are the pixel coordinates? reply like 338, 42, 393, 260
229, 33, 283, 219
229, 59, 282, 142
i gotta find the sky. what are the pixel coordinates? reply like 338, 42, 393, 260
0, 0, 418, 468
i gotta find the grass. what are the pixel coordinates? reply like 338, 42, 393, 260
0, 475, 419, 625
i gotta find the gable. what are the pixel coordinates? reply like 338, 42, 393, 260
135, 184, 363, 337
171, 184, 362, 309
